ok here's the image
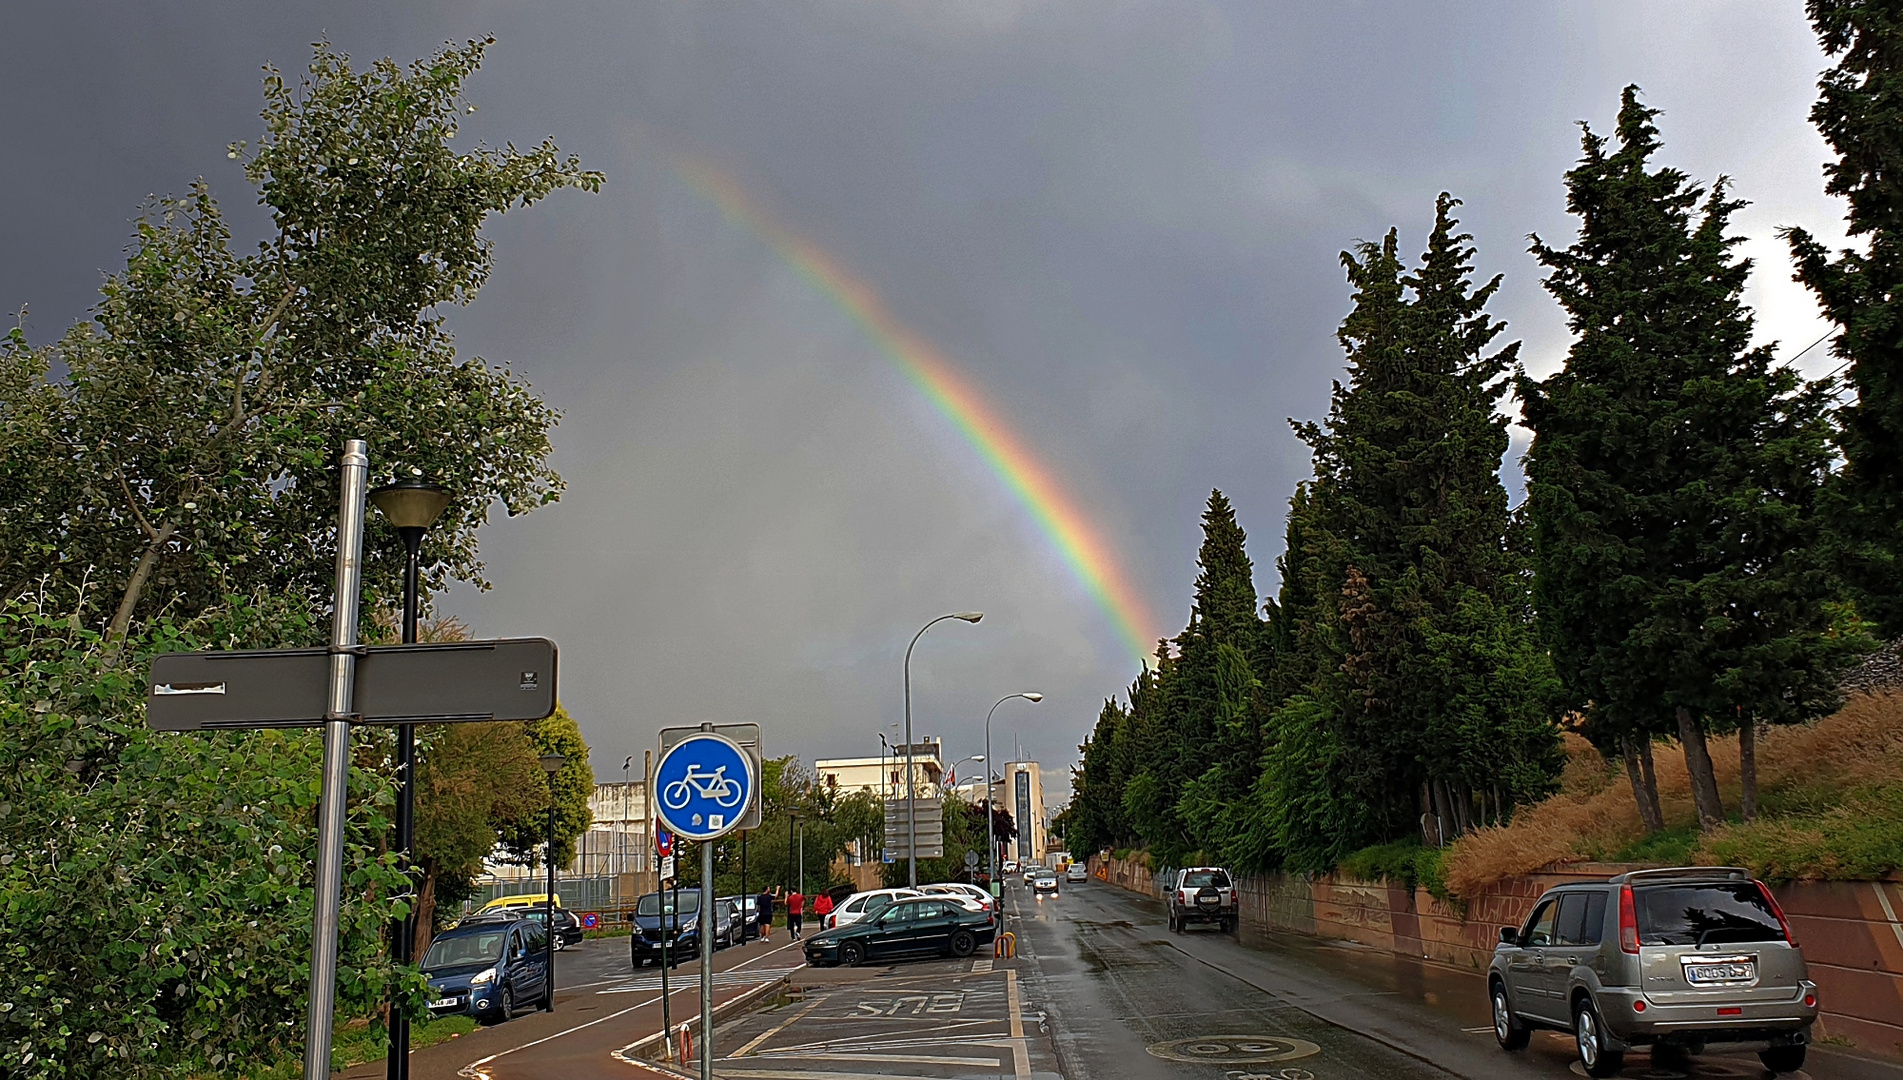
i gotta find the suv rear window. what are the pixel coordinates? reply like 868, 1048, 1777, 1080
1634, 883, 1785, 946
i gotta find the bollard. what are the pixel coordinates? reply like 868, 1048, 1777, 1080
994, 931, 1016, 959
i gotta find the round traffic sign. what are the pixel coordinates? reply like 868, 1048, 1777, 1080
654, 733, 755, 840
580, 912, 600, 930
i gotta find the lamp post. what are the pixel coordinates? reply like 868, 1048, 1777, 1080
985, 693, 1041, 897
621, 755, 634, 913
369, 477, 451, 1080
903, 613, 982, 886
540, 752, 566, 1012
947, 755, 985, 792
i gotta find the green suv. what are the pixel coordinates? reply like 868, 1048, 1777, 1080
1489, 866, 1816, 1076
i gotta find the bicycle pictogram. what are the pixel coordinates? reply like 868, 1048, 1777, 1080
663, 763, 744, 810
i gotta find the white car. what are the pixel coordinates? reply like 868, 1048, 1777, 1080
824, 888, 925, 930
923, 882, 999, 912
1065, 864, 1087, 883
1001, 860, 1020, 875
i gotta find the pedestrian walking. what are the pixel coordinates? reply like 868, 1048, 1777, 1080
814, 890, 833, 929
757, 888, 774, 942
786, 887, 804, 940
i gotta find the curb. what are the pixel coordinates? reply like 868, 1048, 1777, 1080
610, 972, 794, 1073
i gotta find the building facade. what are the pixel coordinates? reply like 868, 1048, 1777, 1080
815, 737, 944, 799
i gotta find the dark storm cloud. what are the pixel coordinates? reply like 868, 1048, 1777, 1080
4, 2, 1845, 791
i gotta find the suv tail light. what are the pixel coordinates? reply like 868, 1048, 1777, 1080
1757, 881, 1796, 946
1619, 884, 1640, 954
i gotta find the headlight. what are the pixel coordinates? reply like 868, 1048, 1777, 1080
470, 967, 498, 986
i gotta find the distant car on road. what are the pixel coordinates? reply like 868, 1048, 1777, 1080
1029, 869, 1060, 897
1066, 864, 1088, 883
1165, 867, 1237, 934
1001, 860, 1020, 875
1489, 866, 1816, 1077
423, 917, 550, 1023
804, 895, 997, 967
825, 887, 926, 930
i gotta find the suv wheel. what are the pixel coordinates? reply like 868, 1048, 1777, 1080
499, 985, 515, 1021
1490, 982, 1528, 1051
1572, 999, 1623, 1077
1759, 1045, 1806, 1074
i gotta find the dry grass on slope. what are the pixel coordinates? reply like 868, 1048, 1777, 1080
1441, 693, 1903, 898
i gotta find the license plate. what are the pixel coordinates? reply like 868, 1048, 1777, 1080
1685, 962, 1755, 984
429, 997, 461, 1009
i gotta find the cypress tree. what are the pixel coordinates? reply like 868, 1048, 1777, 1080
1522, 88, 1854, 832
1786, 1, 1903, 638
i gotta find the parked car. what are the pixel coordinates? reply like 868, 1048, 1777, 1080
804, 895, 998, 967
825, 887, 926, 930
1066, 864, 1088, 883
423, 917, 549, 1023
923, 882, 999, 913
720, 894, 763, 942
1001, 860, 1020, 876
1165, 867, 1237, 934
628, 889, 733, 967
476, 892, 562, 915
1029, 869, 1060, 897
1489, 866, 1816, 1077
462, 905, 585, 949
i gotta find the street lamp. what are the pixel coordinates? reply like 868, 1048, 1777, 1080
540, 752, 566, 1012
903, 613, 982, 887
946, 755, 985, 791
369, 476, 451, 1080
985, 693, 1041, 897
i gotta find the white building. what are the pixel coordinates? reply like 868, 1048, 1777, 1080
815, 737, 944, 799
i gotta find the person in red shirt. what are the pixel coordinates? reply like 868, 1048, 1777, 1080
813, 890, 834, 929
786, 888, 804, 940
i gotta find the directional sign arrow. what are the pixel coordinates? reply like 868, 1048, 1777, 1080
147, 638, 558, 731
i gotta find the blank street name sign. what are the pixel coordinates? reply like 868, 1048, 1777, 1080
147, 638, 558, 731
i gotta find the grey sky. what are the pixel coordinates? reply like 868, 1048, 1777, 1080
4, 2, 1849, 793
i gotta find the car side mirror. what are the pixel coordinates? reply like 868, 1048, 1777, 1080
1498, 926, 1519, 946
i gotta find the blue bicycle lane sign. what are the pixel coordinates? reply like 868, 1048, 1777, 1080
653, 732, 755, 841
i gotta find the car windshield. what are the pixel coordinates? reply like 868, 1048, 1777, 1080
424, 930, 508, 970
636, 892, 701, 917
1181, 870, 1230, 888
1635, 883, 1785, 945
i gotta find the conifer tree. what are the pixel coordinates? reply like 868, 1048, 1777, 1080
1787, 1, 1903, 638
1522, 88, 1854, 832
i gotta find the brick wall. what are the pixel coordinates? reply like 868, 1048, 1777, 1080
1087, 855, 1903, 1057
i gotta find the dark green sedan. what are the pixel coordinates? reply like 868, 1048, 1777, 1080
803, 896, 996, 967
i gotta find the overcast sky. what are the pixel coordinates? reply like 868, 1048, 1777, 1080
5, 2, 1850, 796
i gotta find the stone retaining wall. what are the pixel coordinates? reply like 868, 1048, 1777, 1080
1088, 854, 1903, 1057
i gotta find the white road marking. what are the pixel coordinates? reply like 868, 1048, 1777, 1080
731, 998, 824, 1057
457, 938, 803, 1079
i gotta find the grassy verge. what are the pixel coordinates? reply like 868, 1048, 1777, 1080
1442, 691, 1903, 897
236, 1015, 480, 1079
1338, 840, 1450, 899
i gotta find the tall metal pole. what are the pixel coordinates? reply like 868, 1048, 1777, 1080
387, 530, 422, 1080
903, 613, 979, 887
699, 839, 715, 1080
544, 791, 557, 1011
643, 750, 653, 896
739, 832, 749, 944
305, 439, 369, 1080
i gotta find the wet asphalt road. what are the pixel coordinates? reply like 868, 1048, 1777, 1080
1009, 878, 1895, 1080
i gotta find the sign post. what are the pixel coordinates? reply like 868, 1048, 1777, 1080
654, 726, 757, 1080
304, 438, 369, 1080
142, 440, 559, 1080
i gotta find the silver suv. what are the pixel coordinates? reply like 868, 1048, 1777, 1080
1489, 867, 1816, 1076
1165, 866, 1238, 934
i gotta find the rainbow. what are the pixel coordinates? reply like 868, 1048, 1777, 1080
672, 156, 1158, 668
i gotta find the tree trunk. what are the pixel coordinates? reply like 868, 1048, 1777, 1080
1419, 782, 1436, 845
1676, 706, 1726, 831
104, 520, 177, 650
1454, 782, 1474, 836
1637, 736, 1665, 831
1621, 733, 1665, 833
1431, 777, 1453, 843
1739, 718, 1759, 824
411, 858, 440, 963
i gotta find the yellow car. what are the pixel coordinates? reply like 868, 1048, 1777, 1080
476, 893, 562, 914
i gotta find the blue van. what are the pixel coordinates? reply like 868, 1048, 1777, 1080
423, 917, 550, 1022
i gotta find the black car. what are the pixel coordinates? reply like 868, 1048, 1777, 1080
422, 917, 550, 1022
629, 890, 736, 967
461, 906, 584, 949
803, 896, 995, 967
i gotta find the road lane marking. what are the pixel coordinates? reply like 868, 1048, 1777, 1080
600, 964, 805, 993
1006, 970, 1023, 1038
458, 937, 803, 1078
732, 998, 824, 1057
